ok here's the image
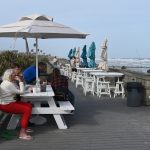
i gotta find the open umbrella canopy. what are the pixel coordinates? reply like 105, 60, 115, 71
88, 42, 96, 68
0, 14, 87, 39
0, 14, 88, 83
81, 45, 88, 67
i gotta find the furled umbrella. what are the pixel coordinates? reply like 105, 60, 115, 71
98, 39, 108, 71
0, 14, 88, 83
75, 47, 80, 67
72, 47, 76, 57
88, 42, 96, 68
81, 45, 88, 67
68, 49, 73, 59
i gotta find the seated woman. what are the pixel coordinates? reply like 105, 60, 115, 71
0, 69, 32, 140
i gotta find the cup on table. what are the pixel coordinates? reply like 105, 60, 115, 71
32, 87, 37, 93
36, 87, 41, 93
41, 84, 46, 92
28, 86, 33, 93
46, 84, 51, 91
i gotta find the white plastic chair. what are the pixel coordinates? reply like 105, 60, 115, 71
96, 76, 111, 98
83, 77, 95, 96
75, 73, 84, 88
71, 71, 77, 83
113, 81, 125, 98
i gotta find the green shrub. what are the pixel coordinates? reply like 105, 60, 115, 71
0, 51, 49, 76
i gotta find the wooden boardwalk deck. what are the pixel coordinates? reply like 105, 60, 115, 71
1, 81, 150, 150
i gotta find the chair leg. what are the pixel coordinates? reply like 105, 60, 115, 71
84, 88, 87, 96
113, 82, 125, 98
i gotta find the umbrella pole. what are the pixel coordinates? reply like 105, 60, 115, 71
24, 38, 29, 54
35, 38, 38, 84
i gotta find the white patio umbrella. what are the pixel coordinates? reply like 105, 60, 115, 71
98, 39, 108, 71
0, 14, 87, 83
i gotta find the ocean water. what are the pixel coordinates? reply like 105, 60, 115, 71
95, 58, 150, 73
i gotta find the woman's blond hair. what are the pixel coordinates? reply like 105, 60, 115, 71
2, 69, 14, 81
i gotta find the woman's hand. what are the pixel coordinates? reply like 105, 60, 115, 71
15, 76, 23, 82
28, 86, 33, 93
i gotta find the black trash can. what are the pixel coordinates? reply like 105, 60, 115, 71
126, 82, 144, 107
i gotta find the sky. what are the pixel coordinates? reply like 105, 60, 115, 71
0, 0, 150, 59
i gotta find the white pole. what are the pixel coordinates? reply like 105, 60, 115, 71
36, 38, 38, 84
24, 38, 29, 54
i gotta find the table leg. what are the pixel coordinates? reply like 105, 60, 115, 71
53, 115, 67, 129
48, 97, 68, 129
30, 102, 47, 125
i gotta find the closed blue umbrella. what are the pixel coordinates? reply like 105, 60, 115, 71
81, 45, 88, 67
68, 49, 73, 59
72, 47, 76, 57
88, 42, 96, 68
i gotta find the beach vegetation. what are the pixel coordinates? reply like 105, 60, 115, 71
0, 51, 49, 76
